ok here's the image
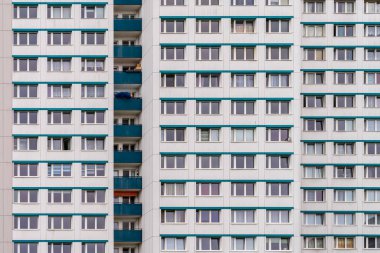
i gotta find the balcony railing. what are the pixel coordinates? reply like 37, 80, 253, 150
114, 71, 142, 85
114, 203, 142, 216
114, 45, 142, 58
114, 150, 142, 163
114, 124, 142, 138
114, 98, 142, 111
114, 18, 142, 31
114, 0, 142, 5
114, 176, 142, 190
114, 229, 142, 243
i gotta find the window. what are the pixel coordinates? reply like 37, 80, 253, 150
47, 5, 71, 18
231, 20, 254, 33
81, 32, 105, 45
266, 101, 289, 114
14, 85, 37, 98
231, 47, 254, 60
161, 20, 185, 33
82, 216, 105, 229
161, 238, 185, 251
304, 48, 324, 60
13, 6, 37, 19
48, 216, 71, 230
366, 119, 380, 132
81, 6, 104, 18
365, 25, 380, 36
267, 74, 290, 87
304, 25, 324, 37
335, 1, 355, 13
161, 47, 185, 60
196, 183, 220, 196
14, 32, 37, 46
81, 138, 105, 151
161, 183, 185, 196
305, 143, 324, 155
48, 164, 72, 177
161, 0, 185, 5
266, 128, 290, 142
231, 183, 255, 196
231, 74, 254, 87
266, 0, 289, 5
335, 119, 355, 131
14, 190, 38, 203
334, 166, 354, 178
81, 85, 105, 98
81, 111, 105, 124
81, 58, 105, 71
47, 32, 71, 45
161, 101, 185, 114
365, 237, 380, 249
266, 155, 290, 169
365, 72, 380, 84
231, 128, 254, 142
334, 25, 354, 37
47, 111, 71, 124
266, 19, 290, 33
335, 213, 354, 225
304, 96, 324, 108
304, 237, 325, 249
334, 96, 354, 107
266, 183, 289, 196
82, 190, 105, 203
365, 213, 380, 225
196, 237, 220, 251
196, 155, 220, 169
14, 216, 38, 230
231, 155, 254, 169
304, 213, 324, 225
161, 210, 186, 223
196, 210, 220, 223
231, 101, 254, 114
81, 164, 105, 177
334, 237, 354, 249
13, 58, 37, 72
335, 190, 355, 202
196, 0, 219, 5
304, 1, 324, 13
232, 0, 255, 5
161, 74, 185, 87
304, 72, 324, 84
47, 85, 71, 98
335, 72, 354, 84
266, 238, 290, 251
304, 166, 324, 178
304, 190, 324, 202
196, 47, 220, 60
365, 96, 380, 108
365, 49, 380, 60
48, 190, 71, 203
196, 73, 220, 87
161, 156, 185, 169
161, 128, 185, 142
196, 101, 220, 114
231, 210, 255, 223
14, 137, 38, 151
266, 210, 289, 224
366, 190, 380, 201
196, 19, 220, 33
304, 119, 324, 131
365, 1, 380, 13
231, 238, 255, 251
48, 243, 71, 253
14, 164, 38, 177
14, 243, 38, 253
335, 143, 355, 155
82, 243, 105, 253
14, 111, 37, 124
335, 48, 354, 60
196, 128, 220, 142
47, 137, 71, 151
266, 47, 290, 60
366, 143, 380, 154
365, 166, 380, 178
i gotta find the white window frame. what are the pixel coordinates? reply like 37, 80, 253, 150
267, 74, 290, 87
196, 47, 220, 60
81, 5, 105, 19
266, 19, 290, 33
161, 47, 185, 60
265, 238, 290, 251
231, 19, 255, 33
231, 128, 254, 142
14, 216, 38, 230
266, 183, 290, 196
334, 237, 355, 249
196, 155, 220, 169
304, 72, 324, 84
196, 128, 220, 142
231, 74, 255, 87
48, 216, 72, 230
196, 19, 220, 33
161, 183, 186, 196
14, 85, 38, 98
161, 74, 186, 87
14, 32, 38, 46
266, 155, 290, 169
304, 213, 324, 225
161, 101, 186, 115
231, 210, 255, 223
161, 128, 186, 142
304, 25, 324, 37
231, 47, 255, 60
81, 164, 106, 177
81, 138, 105, 151
196, 73, 221, 87
266, 47, 290, 60
13, 6, 37, 19
334, 213, 354, 225
47, 32, 71, 45
161, 155, 186, 169
334, 190, 355, 202
14, 190, 38, 203
304, 190, 324, 202
81, 58, 105, 72
14, 111, 37, 125
47, 85, 71, 98
161, 20, 185, 33
161, 238, 186, 251
13, 58, 38, 72
48, 164, 72, 177
47, 5, 71, 19
231, 155, 255, 169
13, 164, 38, 177
365, 166, 380, 178
161, 210, 186, 223
196, 101, 220, 115
47, 111, 71, 124
48, 190, 72, 204
304, 48, 324, 61
266, 210, 290, 224
231, 101, 255, 115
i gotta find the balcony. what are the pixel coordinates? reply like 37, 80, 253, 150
114, 176, 142, 190
114, 18, 142, 31
114, 150, 142, 163
114, 125, 142, 138
114, 45, 142, 59
114, 0, 142, 5
114, 98, 142, 111
114, 203, 142, 216
114, 229, 142, 243
114, 71, 142, 85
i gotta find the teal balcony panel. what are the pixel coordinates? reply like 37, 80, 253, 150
114, 71, 142, 85
114, 203, 142, 216
114, 125, 142, 138
114, 150, 142, 163
114, 0, 142, 5
114, 230, 142, 243
114, 177, 142, 190
114, 45, 142, 58
114, 19, 142, 31
114, 98, 142, 111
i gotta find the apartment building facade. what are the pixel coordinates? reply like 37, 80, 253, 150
3, 0, 380, 252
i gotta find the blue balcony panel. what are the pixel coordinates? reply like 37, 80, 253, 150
114, 177, 142, 190
114, 203, 142, 216
114, 230, 142, 243
114, 150, 142, 164
114, 98, 142, 111
114, 45, 142, 58
114, 0, 142, 5
114, 19, 142, 32
114, 125, 142, 138
114, 71, 142, 85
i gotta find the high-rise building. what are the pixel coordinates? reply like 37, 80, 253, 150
4, 0, 380, 252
